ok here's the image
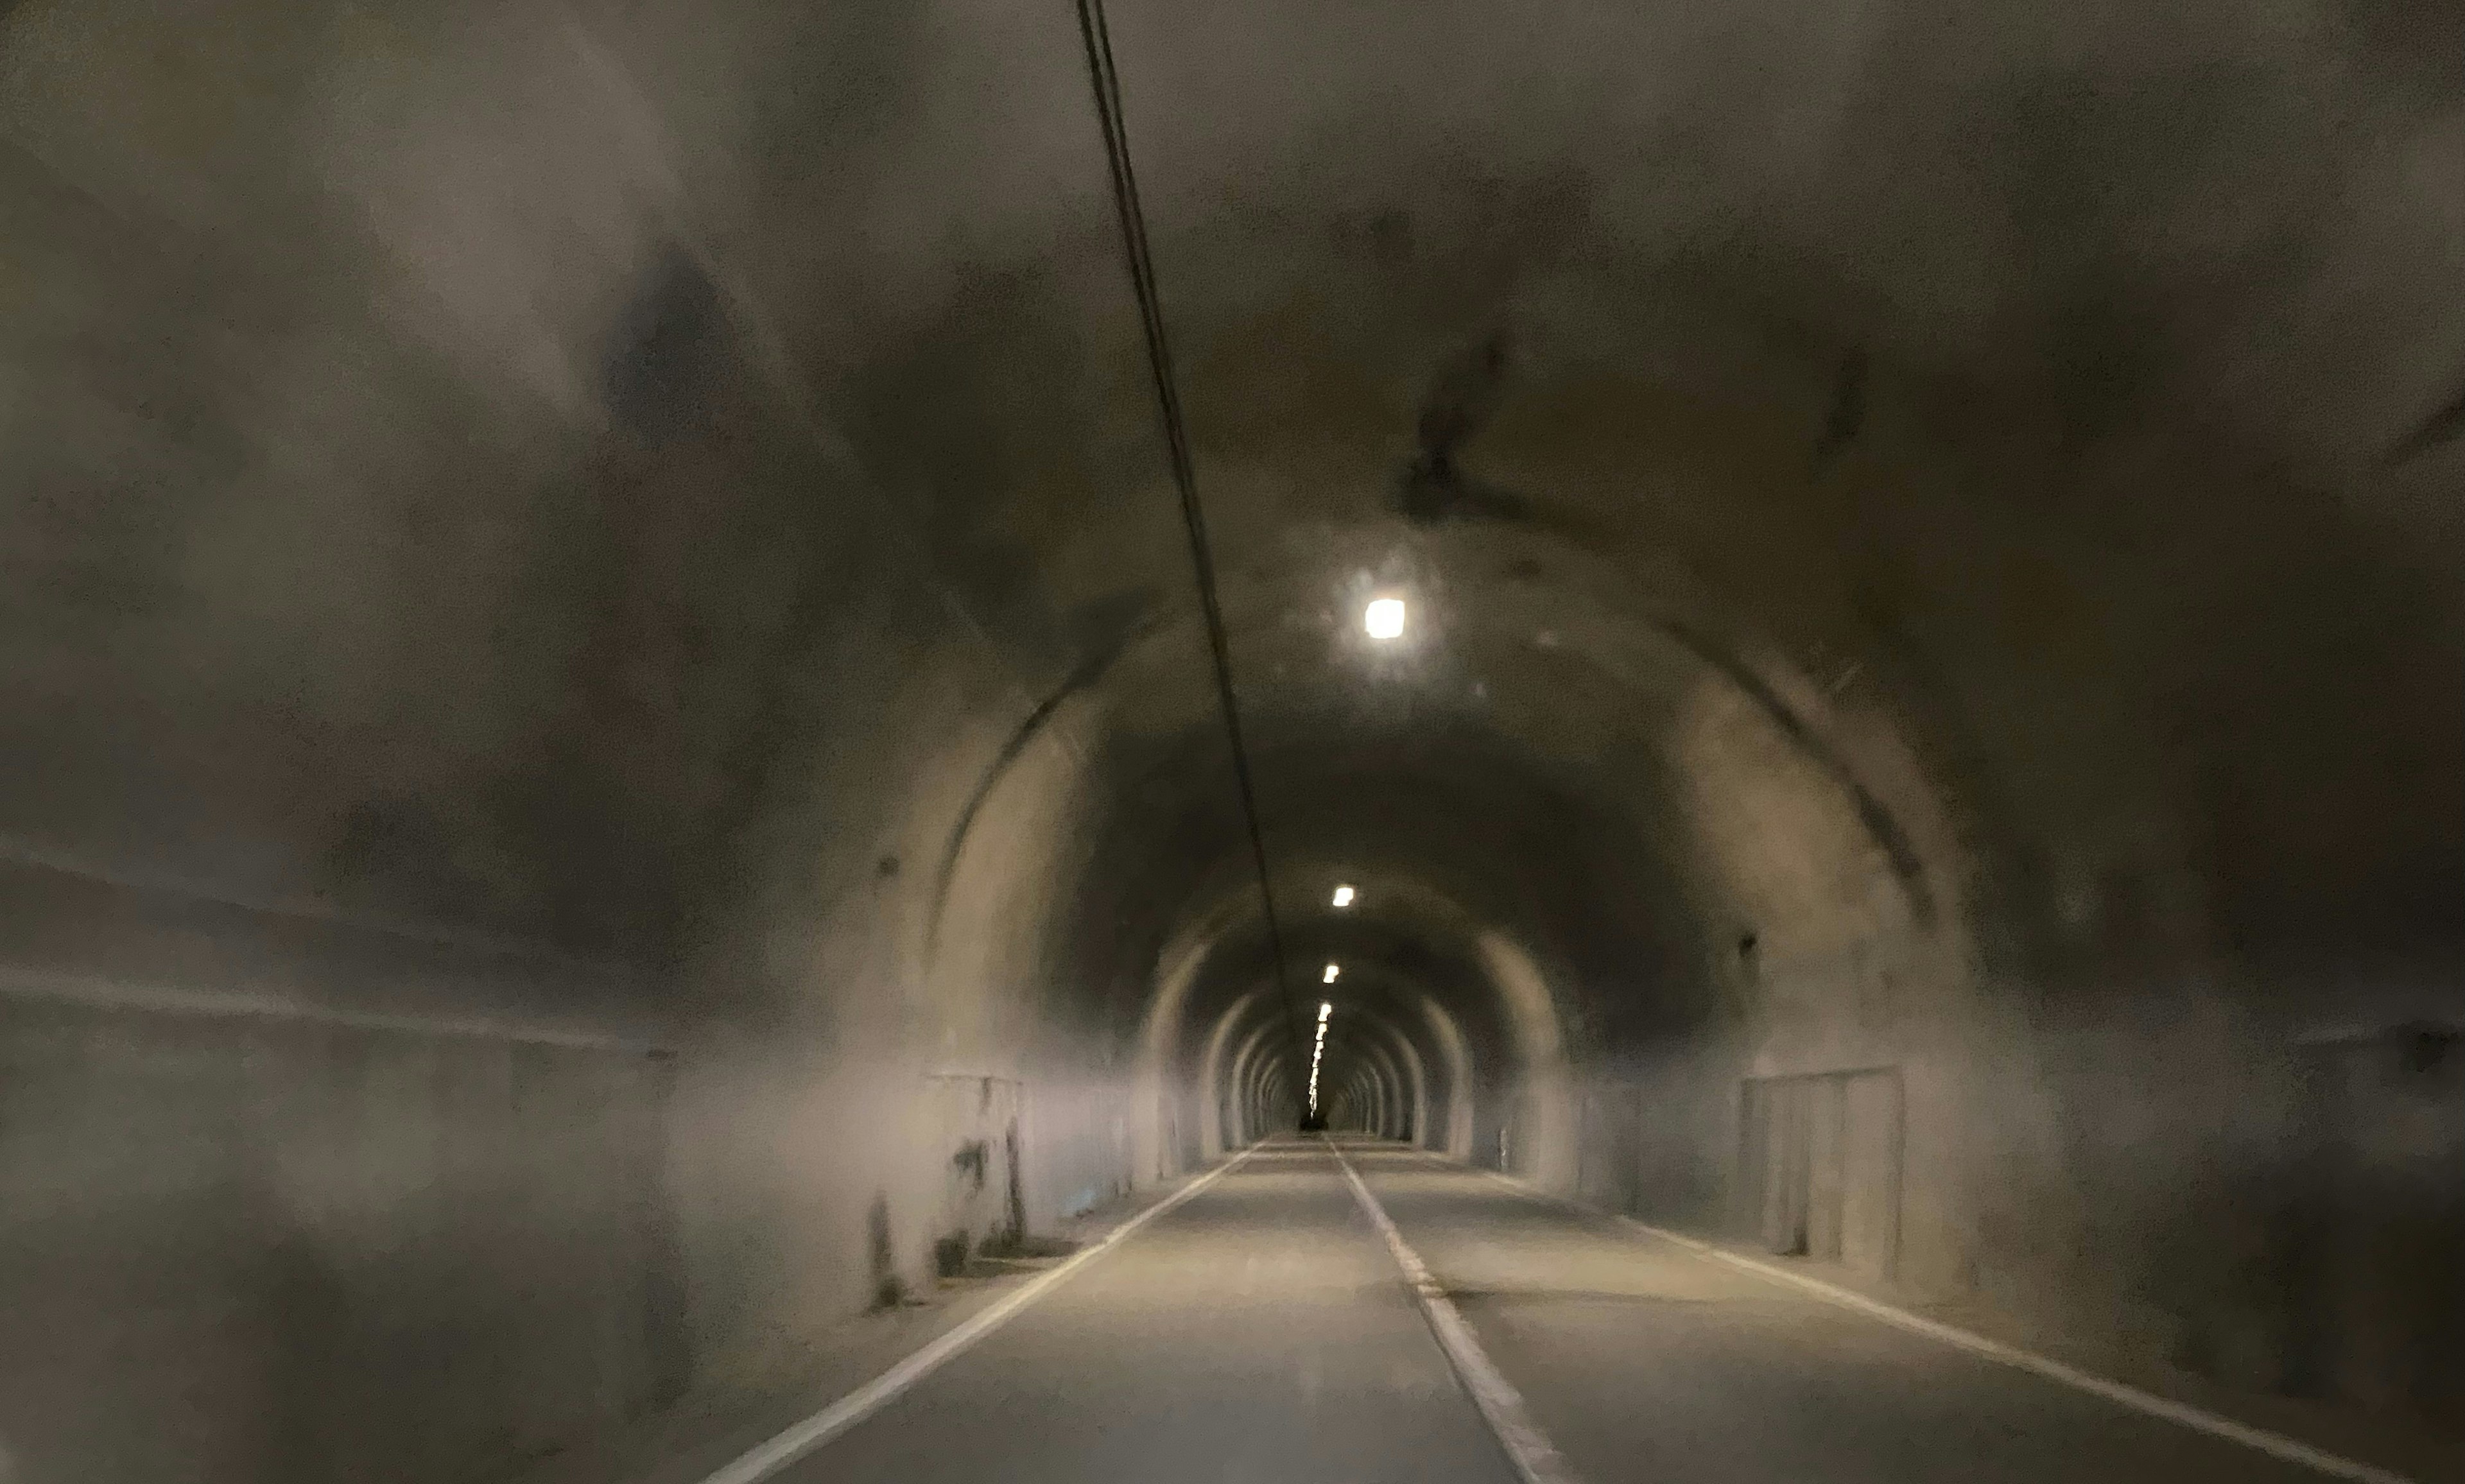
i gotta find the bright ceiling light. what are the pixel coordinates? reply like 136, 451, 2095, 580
1322, 963, 1340, 983
1319, 1001, 1332, 1020
1363, 596, 1406, 640
1331, 884, 1355, 908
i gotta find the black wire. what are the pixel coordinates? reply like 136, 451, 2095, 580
1073, 0, 1311, 1109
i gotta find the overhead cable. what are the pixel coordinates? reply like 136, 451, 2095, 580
1072, 0, 1311, 1100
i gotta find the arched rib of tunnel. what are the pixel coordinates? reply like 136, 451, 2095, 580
0, 0, 2458, 1479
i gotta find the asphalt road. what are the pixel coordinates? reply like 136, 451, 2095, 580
784, 1138, 2346, 1483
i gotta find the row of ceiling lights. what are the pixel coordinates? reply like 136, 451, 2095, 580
1305, 598, 1401, 1119
1311, 879, 1356, 1115
1308, 999, 1331, 1115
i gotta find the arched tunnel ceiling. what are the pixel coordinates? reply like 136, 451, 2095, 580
2, 0, 2457, 1050
1007, 512, 1960, 1052
9, 5, 2465, 1478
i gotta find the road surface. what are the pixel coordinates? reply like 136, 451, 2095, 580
775, 1139, 2349, 1483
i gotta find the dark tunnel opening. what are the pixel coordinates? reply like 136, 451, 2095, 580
0, 0, 2461, 1480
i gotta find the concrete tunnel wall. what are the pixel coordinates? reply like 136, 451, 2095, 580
1, 0, 2462, 1479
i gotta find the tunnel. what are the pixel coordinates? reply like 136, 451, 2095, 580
0, 0, 2460, 1480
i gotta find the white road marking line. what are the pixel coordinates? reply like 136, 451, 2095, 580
697, 1143, 1263, 1484
1326, 1138, 1586, 1484
1449, 1157, 2416, 1484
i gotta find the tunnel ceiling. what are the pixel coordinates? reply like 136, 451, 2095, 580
1, 0, 2458, 1073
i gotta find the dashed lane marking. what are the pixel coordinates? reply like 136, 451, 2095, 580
1328, 1137, 1586, 1484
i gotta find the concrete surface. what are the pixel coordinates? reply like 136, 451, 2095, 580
0, 863, 681, 1484
0, 0, 2457, 1478
503, 1162, 1243, 1484
790, 1141, 1510, 1484
753, 1138, 2427, 1483
1351, 1146, 2449, 1484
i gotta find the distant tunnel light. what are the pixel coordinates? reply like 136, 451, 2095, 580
1310, 1005, 1331, 1115
1331, 883, 1356, 908
1322, 963, 1340, 983
1363, 596, 1406, 640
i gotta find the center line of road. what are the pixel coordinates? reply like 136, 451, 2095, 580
697, 1143, 1261, 1484
1326, 1137, 1586, 1484
1441, 1153, 2417, 1484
